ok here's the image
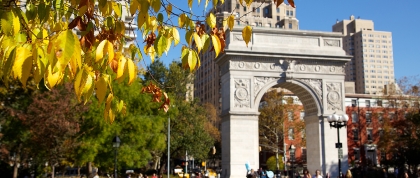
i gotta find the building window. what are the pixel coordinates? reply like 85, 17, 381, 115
236, 4, 240, 9
379, 129, 384, 137
286, 10, 289, 16
276, 8, 280, 13
288, 128, 294, 140
366, 112, 372, 123
351, 99, 357, 107
389, 113, 395, 120
256, 7, 260, 13
378, 113, 383, 123
367, 128, 373, 141
277, 16, 280, 20
290, 11, 293, 16
302, 148, 307, 161
366, 100, 371, 107
300, 111, 305, 120
288, 111, 293, 121
354, 149, 360, 161
352, 111, 358, 123
288, 23, 292, 29
243, 6, 246, 11
353, 129, 359, 140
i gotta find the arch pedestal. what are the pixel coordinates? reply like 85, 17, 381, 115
216, 27, 352, 178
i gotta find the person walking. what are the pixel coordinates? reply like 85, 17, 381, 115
313, 170, 322, 178
302, 169, 310, 178
324, 173, 331, 178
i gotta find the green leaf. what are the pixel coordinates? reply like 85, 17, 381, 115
201, 34, 210, 52
154, 35, 167, 57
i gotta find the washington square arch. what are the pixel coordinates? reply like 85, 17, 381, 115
215, 26, 352, 178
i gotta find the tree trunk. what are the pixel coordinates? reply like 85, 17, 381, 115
13, 163, 18, 178
51, 165, 55, 178
87, 162, 93, 177
78, 167, 81, 177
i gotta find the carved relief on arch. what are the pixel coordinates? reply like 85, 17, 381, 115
326, 82, 343, 111
234, 79, 251, 108
297, 79, 323, 102
254, 77, 280, 99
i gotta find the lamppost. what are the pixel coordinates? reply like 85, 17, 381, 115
113, 136, 121, 178
327, 114, 349, 178
289, 145, 296, 178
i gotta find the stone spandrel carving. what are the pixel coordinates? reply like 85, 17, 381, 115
254, 77, 279, 98
326, 82, 342, 111
324, 39, 340, 47
234, 79, 251, 108
298, 79, 323, 101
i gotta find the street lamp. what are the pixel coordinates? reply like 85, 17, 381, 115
113, 136, 121, 178
327, 113, 349, 177
289, 145, 296, 178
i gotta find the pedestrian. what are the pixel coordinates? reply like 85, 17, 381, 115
302, 169, 310, 178
382, 169, 387, 178
403, 172, 409, 178
313, 170, 322, 178
246, 169, 257, 178
93, 173, 99, 178
152, 173, 157, 178
345, 170, 352, 178
325, 173, 331, 178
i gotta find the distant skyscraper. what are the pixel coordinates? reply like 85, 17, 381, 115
333, 15, 395, 94
194, 1, 299, 110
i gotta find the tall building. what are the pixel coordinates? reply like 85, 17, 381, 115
333, 15, 395, 95
194, 1, 299, 109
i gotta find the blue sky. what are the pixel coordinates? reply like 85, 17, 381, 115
141, 0, 420, 80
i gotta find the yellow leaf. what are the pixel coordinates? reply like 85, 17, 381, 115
178, 13, 186, 28
104, 93, 114, 122
181, 47, 189, 69
74, 68, 87, 101
116, 53, 127, 80
33, 47, 48, 85
193, 32, 202, 53
144, 46, 156, 62
206, 13, 216, 28
12, 11, 20, 35
148, 16, 157, 31
185, 30, 193, 47
172, 27, 180, 46
227, 15, 235, 31
54, 30, 75, 70
201, 34, 210, 52
154, 35, 167, 57
188, 0, 193, 9
127, 58, 136, 85
165, 36, 172, 55
82, 72, 94, 104
239, 0, 244, 6
151, 0, 161, 13
242, 25, 252, 47
45, 65, 63, 90
129, 0, 139, 15
212, 0, 218, 8
12, 47, 32, 88
137, 12, 149, 28
95, 74, 109, 104
95, 40, 114, 63
220, 0, 225, 5
166, 4, 172, 18
244, 0, 252, 7
191, 50, 200, 71
211, 35, 221, 57
112, 2, 122, 17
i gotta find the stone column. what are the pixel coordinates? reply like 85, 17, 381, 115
305, 115, 349, 177
221, 113, 260, 178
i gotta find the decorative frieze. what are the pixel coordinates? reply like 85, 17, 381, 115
230, 61, 283, 71
293, 63, 345, 74
326, 82, 342, 111
234, 79, 251, 108
324, 39, 340, 47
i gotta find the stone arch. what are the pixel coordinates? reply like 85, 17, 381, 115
253, 78, 323, 117
216, 27, 352, 178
